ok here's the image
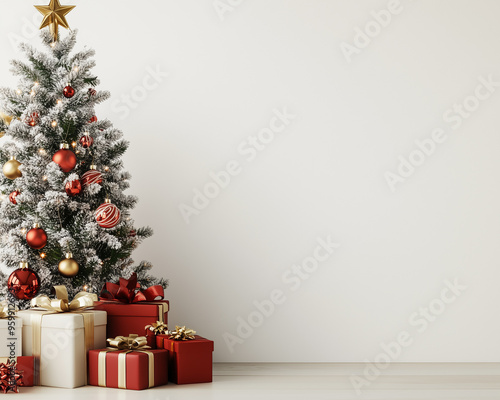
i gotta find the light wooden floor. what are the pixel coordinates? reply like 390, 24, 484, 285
14, 363, 500, 399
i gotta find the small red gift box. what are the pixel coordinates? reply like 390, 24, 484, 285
94, 301, 169, 339
156, 335, 214, 384
88, 348, 168, 390
0, 356, 35, 387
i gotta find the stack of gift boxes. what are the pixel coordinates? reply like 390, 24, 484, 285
0, 274, 214, 391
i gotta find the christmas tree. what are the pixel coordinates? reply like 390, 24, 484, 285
0, 6, 166, 306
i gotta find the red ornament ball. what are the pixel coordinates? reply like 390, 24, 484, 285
65, 179, 82, 196
26, 226, 47, 249
63, 85, 75, 98
53, 148, 77, 173
9, 190, 20, 205
82, 169, 102, 188
8, 265, 40, 300
89, 115, 98, 123
95, 200, 121, 228
129, 229, 137, 238
25, 112, 40, 127
88, 88, 97, 96
79, 134, 94, 148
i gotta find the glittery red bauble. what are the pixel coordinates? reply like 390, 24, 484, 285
26, 227, 47, 249
25, 112, 40, 127
79, 134, 94, 148
89, 115, 98, 123
9, 190, 20, 205
63, 85, 75, 98
129, 229, 137, 237
7, 267, 40, 300
65, 179, 82, 196
95, 202, 121, 228
88, 88, 97, 96
82, 169, 102, 188
53, 149, 77, 173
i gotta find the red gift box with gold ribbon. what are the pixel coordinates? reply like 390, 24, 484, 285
88, 334, 168, 390
93, 273, 169, 339
156, 331, 213, 385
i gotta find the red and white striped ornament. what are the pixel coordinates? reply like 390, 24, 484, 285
9, 190, 20, 205
81, 164, 102, 188
25, 112, 40, 127
79, 133, 94, 148
95, 199, 121, 228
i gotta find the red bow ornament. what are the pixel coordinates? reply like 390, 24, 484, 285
0, 360, 24, 393
99, 273, 164, 303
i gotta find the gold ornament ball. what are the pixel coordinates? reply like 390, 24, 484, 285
3, 157, 22, 180
58, 253, 79, 277
0, 112, 13, 137
0, 111, 13, 125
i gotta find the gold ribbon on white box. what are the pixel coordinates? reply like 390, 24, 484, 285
29, 286, 97, 386
0, 300, 17, 319
0, 301, 9, 319
31, 286, 96, 312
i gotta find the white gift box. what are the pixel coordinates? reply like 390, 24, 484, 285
18, 309, 106, 388
0, 317, 22, 358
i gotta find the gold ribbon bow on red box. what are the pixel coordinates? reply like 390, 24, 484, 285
145, 321, 168, 336
168, 325, 196, 341
107, 334, 150, 350
98, 334, 155, 389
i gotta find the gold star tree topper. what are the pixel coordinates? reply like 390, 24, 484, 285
35, 0, 75, 41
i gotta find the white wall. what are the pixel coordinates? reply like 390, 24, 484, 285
1, 0, 499, 363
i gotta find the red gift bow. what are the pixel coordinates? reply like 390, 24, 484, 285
0, 360, 24, 394
99, 273, 164, 303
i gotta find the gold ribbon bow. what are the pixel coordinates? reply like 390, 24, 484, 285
107, 334, 150, 350
0, 300, 16, 319
145, 321, 168, 335
168, 325, 196, 341
31, 285, 97, 312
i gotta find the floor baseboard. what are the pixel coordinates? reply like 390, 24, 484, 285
214, 362, 500, 376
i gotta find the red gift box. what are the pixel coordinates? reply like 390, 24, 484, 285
94, 300, 169, 338
0, 356, 35, 387
95, 273, 169, 339
88, 348, 168, 390
146, 330, 156, 348
156, 335, 214, 384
